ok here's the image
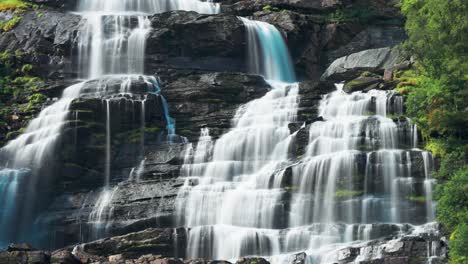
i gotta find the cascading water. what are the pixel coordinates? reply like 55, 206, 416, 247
0, 0, 219, 246
239, 17, 296, 83
176, 16, 438, 264
77, 0, 218, 238
176, 17, 299, 260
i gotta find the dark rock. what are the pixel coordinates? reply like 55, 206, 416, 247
0, 10, 81, 79
160, 71, 271, 141
222, 0, 344, 15
289, 252, 306, 264
51, 249, 81, 264
236, 257, 269, 264
24, 0, 78, 9
321, 47, 401, 82
7, 243, 34, 252
338, 247, 360, 261
146, 11, 246, 73
297, 80, 334, 122
323, 25, 406, 65
78, 228, 180, 258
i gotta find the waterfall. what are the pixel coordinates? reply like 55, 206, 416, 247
176, 18, 299, 260
176, 16, 437, 261
0, 0, 219, 245
76, 0, 219, 78
239, 17, 296, 82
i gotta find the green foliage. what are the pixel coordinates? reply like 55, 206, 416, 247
26, 93, 47, 110
400, 72, 467, 139
435, 149, 467, 180
21, 64, 33, 74
436, 166, 468, 262
450, 224, 468, 264
400, 2, 468, 261
327, 7, 375, 23
436, 166, 468, 231
401, 0, 468, 80
335, 189, 363, 198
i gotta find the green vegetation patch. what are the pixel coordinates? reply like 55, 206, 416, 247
335, 189, 363, 198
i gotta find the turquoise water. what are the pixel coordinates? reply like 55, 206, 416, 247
0, 168, 28, 247
240, 17, 296, 83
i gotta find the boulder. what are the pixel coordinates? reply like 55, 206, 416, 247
321, 47, 401, 82
343, 76, 382, 93
51, 249, 81, 264
236, 257, 269, 264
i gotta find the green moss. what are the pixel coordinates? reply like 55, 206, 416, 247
335, 189, 363, 198
1, 16, 22, 32
21, 64, 33, 74
262, 5, 280, 12
408, 196, 426, 202
144, 126, 161, 134
26, 93, 47, 110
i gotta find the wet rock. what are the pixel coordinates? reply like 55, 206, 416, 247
79, 228, 180, 258
0, 249, 50, 264
236, 257, 269, 264
338, 247, 359, 261
0, 9, 81, 79
297, 80, 335, 122
288, 252, 306, 264
160, 71, 271, 141
222, 0, 344, 15
7, 243, 35, 252
321, 47, 401, 82
24, 0, 78, 9
343, 76, 382, 93
146, 11, 246, 73
51, 249, 81, 264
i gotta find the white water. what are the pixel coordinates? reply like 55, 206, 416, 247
76, 0, 219, 79
1, 82, 85, 167
176, 18, 300, 260
76, 0, 219, 237
176, 16, 438, 263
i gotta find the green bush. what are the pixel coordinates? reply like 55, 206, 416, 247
450, 224, 468, 264
436, 166, 468, 231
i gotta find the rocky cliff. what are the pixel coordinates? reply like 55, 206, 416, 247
0, 1, 448, 264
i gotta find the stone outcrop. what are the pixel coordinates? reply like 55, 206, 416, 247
0, 10, 81, 79
321, 47, 401, 81
146, 12, 246, 74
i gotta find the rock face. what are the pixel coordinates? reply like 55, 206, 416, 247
145, 12, 246, 74
160, 71, 271, 141
321, 47, 401, 81
0, 10, 81, 79
0, 1, 445, 264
